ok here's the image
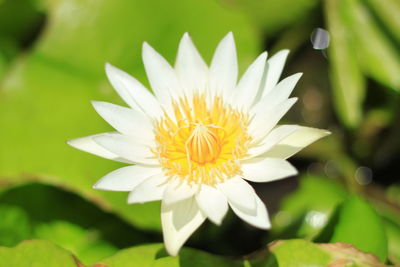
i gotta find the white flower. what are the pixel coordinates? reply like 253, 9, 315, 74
68, 33, 330, 256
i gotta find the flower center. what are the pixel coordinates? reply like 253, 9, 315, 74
154, 93, 252, 185
187, 123, 221, 164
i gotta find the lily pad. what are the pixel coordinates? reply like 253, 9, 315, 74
0, 182, 162, 249
271, 175, 347, 239
0, 240, 77, 267
0, 204, 32, 247
0, 238, 392, 266
34, 221, 117, 266
330, 195, 388, 262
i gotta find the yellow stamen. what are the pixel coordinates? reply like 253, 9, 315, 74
154, 93, 251, 185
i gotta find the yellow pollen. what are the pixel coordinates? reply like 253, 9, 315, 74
154, 93, 252, 185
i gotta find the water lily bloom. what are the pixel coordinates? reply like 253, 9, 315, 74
68, 33, 330, 256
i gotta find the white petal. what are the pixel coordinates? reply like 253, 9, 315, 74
217, 176, 256, 213
249, 98, 298, 143
91, 101, 154, 144
209, 32, 238, 98
163, 179, 199, 205
261, 49, 289, 96
175, 33, 208, 96
241, 157, 297, 183
262, 126, 331, 159
247, 125, 301, 158
231, 193, 271, 230
233, 52, 268, 108
161, 198, 206, 256
255, 73, 302, 107
128, 173, 167, 204
93, 165, 163, 191
105, 63, 163, 118
195, 185, 228, 225
67, 134, 130, 163
93, 133, 158, 165
142, 42, 183, 104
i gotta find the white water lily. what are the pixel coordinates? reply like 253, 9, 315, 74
68, 33, 330, 256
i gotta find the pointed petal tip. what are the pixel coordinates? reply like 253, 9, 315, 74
179, 33, 193, 49
142, 42, 152, 56
221, 31, 234, 43
105, 62, 117, 74
161, 198, 206, 257
230, 194, 272, 230
90, 101, 115, 120
104, 63, 124, 84
66, 137, 86, 149
294, 72, 303, 78
258, 222, 272, 230
277, 49, 290, 56
215, 32, 236, 52
226, 32, 235, 43
209, 217, 224, 226
65, 139, 75, 147
180, 32, 195, 47
142, 41, 153, 52
92, 182, 104, 191
258, 51, 268, 61
90, 100, 102, 107
165, 245, 179, 257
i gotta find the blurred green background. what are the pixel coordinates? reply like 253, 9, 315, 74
0, 0, 400, 266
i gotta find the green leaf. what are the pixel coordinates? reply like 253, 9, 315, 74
0, 0, 260, 231
324, 0, 366, 128
34, 221, 117, 266
365, 0, 400, 44
0, 241, 242, 267
0, 182, 161, 249
100, 244, 244, 267
330, 195, 388, 262
262, 239, 331, 267
383, 219, 400, 264
272, 175, 347, 239
0, 239, 392, 266
253, 239, 391, 267
225, 0, 319, 37
360, 184, 400, 264
0, 0, 44, 43
0, 240, 77, 267
0, 204, 32, 246
342, 0, 400, 91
